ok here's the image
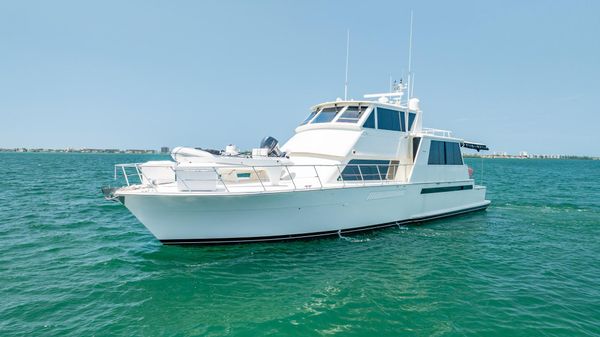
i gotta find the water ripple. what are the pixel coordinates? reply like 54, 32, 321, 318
0, 154, 599, 336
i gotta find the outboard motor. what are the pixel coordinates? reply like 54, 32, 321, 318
260, 136, 285, 157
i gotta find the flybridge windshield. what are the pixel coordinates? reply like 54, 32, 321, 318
300, 110, 318, 125
311, 107, 339, 123
300, 105, 370, 125
337, 106, 369, 123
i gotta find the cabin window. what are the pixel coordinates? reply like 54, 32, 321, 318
338, 106, 369, 123
388, 160, 399, 180
300, 110, 318, 125
311, 107, 338, 124
445, 142, 463, 165
376, 108, 405, 131
408, 112, 416, 130
428, 140, 463, 165
363, 111, 376, 129
400, 111, 406, 131
412, 137, 421, 161
340, 159, 391, 181
428, 140, 445, 165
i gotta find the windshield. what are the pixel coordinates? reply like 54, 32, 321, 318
300, 110, 318, 125
337, 105, 369, 123
311, 107, 339, 124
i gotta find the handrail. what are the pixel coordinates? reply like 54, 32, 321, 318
313, 166, 323, 189
251, 166, 266, 191
284, 166, 297, 190
357, 165, 365, 186
214, 167, 229, 192
420, 128, 453, 137
113, 162, 414, 192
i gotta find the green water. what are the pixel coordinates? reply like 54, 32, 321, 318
1, 153, 599, 336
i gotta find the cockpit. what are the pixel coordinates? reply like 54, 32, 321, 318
299, 104, 418, 132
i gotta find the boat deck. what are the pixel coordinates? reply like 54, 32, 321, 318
113, 162, 417, 196
116, 178, 409, 196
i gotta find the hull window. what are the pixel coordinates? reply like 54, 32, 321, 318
421, 185, 473, 194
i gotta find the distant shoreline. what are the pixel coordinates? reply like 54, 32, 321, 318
463, 154, 599, 160
0, 151, 167, 155
1, 148, 598, 160
0, 147, 169, 155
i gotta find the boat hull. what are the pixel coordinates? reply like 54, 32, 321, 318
118, 183, 490, 245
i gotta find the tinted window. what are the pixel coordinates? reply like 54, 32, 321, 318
428, 140, 445, 165
428, 140, 463, 165
445, 142, 463, 165
388, 160, 399, 180
338, 106, 369, 123
363, 111, 376, 129
400, 111, 406, 131
300, 110, 318, 125
408, 113, 416, 130
377, 108, 401, 131
311, 107, 338, 124
340, 159, 390, 181
412, 137, 421, 161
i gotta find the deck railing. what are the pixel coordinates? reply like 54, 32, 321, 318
420, 128, 453, 137
114, 162, 412, 193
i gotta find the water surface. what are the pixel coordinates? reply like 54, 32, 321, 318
0, 153, 598, 336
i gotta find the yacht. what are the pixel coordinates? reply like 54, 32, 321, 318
103, 83, 490, 244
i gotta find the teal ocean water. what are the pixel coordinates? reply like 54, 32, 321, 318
1, 153, 599, 336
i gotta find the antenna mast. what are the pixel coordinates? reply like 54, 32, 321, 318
406, 11, 414, 104
344, 29, 350, 101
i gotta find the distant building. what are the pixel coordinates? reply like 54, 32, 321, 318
125, 149, 156, 154
160, 147, 170, 154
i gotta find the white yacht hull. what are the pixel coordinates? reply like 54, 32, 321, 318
118, 182, 490, 244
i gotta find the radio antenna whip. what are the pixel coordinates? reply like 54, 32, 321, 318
407, 11, 414, 104
344, 29, 350, 100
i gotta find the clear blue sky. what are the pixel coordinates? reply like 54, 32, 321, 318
1, 0, 598, 156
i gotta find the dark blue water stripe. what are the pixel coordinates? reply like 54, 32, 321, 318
421, 185, 473, 194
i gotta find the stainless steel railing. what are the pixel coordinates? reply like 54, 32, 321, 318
114, 162, 412, 192
420, 128, 453, 137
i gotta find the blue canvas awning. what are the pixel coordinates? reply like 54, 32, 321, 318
461, 141, 489, 152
